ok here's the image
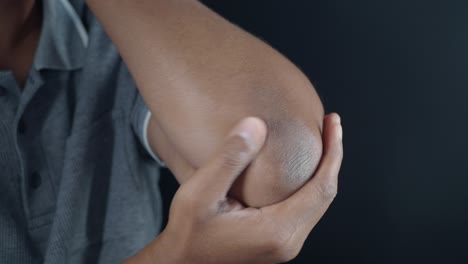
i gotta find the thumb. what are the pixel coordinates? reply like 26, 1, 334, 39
192, 117, 267, 206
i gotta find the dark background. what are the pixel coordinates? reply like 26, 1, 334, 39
159, 1, 468, 263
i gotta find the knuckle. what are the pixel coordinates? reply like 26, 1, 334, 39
174, 187, 198, 211
318, 181, 338, 202
268, 237, 299, 262
220, 151, 243, 170
329, 142, 344, 161
173, 188, 205, 222
173, 190, 189, 208
277, 247, 301, 263
263, 224, 299, 262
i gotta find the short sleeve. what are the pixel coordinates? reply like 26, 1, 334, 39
131, 95, 166, 167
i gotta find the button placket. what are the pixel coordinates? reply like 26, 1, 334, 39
18, 118, 27, 134
0, 86, 6, 97
30, 171, 42, 190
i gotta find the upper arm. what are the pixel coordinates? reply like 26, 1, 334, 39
144, 9, 325, 205
88, 0, 325, 207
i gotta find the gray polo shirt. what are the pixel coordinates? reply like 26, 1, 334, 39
0, 0, 164, 263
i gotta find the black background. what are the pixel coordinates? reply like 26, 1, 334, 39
160, 1, 468, 263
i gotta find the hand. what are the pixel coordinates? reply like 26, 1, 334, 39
125, 113, 343, 264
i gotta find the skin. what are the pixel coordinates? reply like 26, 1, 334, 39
2, 0, 344, 262
125, 114, 343, 263
0, 0, 41, 88
86, 0, 325, 207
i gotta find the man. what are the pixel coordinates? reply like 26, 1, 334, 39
0, 0, 343, 263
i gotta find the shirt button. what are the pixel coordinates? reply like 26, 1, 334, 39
18, 119, 27, 134
30, 172, 42, 189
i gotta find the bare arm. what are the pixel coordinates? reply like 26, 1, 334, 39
124, 115, 343, 264
86, 0, 324, 207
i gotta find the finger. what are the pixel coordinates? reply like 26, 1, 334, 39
273, 113, 343, 228
191, 117, 267, 207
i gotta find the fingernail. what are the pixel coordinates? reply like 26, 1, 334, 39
333, 114, 341, 125
332, 114, 342, 140
338, 124, 343, 141
229, 117, 260, 145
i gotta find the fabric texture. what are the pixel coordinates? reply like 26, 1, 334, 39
0, 0, 164, 263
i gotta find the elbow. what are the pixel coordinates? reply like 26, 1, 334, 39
229, 72, 325, 207
228, 77, 325, 207
230, 117, 324, 207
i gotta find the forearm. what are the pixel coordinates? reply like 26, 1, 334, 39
86, 0, 324, 206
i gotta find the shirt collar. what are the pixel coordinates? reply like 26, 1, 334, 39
34, 0, 89, 71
